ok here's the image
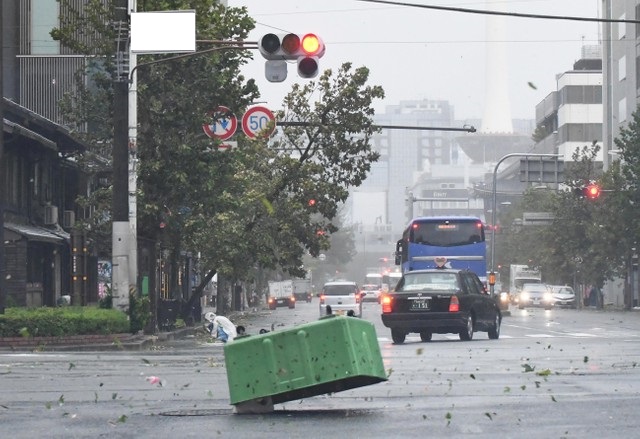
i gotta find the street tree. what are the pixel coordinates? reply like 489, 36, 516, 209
498, 142, 614, 289
611, 105, 640, 307
53, 1, 385, 320
183, 63, 384, 313
541, 143, 608, 287
53, 0, 263, 321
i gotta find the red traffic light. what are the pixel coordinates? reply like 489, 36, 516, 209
308, 199, 317, 207
259, 33, 325, 81
301, 34, 321, 55
584, 183, 601, 199
259, 33, 324, 60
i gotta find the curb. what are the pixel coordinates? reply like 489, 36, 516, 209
0, 327, 198, 352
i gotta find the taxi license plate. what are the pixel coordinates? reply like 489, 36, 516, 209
411, 299, 430, 310
335, 309, 345, 315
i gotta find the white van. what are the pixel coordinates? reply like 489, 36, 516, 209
319, 281, 362, 317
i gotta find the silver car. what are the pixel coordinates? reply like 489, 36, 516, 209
518, 283, 554, 310
550, 285, 577, 308
319, 281, 362, 317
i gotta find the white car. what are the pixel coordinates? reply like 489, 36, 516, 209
319, 281, 362, 317
360, 283, 382, 303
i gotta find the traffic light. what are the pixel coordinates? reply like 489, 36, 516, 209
258, 33, 325, 82
583, 183, 601, 199
488, 272, 496, 286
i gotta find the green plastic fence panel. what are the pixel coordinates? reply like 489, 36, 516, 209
224, 315, 387, 406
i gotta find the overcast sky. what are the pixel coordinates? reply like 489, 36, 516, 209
226, 0, 601, 123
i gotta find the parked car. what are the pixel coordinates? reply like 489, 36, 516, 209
361, 283, 382, 303
319, 281, 362, 317
549, 285, 577, 308
380, 269, 501, 344
518, 283, 554, 310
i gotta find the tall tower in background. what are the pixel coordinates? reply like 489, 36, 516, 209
456, 3, 531, 164
481, 7, 513, 134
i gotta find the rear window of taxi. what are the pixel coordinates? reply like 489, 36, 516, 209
397, 273, 459, 291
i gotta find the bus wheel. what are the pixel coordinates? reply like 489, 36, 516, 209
420, 332, 432, 342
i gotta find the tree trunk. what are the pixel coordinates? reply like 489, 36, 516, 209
181, 268, 217, 321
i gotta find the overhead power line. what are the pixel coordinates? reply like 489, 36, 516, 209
356, 0, 640, 24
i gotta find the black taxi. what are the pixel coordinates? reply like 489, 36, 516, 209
380, 267, 501, 344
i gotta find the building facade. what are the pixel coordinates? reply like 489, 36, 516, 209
533, 45, 603, 162
601, 0, 640, 170
346, 99, 493, 279
1, 0, 96, 307
601, 0, 640, 307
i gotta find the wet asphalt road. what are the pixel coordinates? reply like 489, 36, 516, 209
1, 301, 640, 438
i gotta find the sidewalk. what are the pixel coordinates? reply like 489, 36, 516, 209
0, 307, 262, 352
0, 327, 198, 352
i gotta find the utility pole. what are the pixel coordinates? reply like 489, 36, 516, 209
0, 1, 6, 314
111, 0, 131, 311
127, 0, 138, 309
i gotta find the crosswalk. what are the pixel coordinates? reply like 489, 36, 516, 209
377, 331, 638, 342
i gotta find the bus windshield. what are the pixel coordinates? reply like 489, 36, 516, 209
396, 216, 487, 282
411, 220, 484, 247
364, 273, 383, 288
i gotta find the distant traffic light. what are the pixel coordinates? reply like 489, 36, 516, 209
308, 198, 317, 207
258, 33, 325, 82
583, 183, 601, 199
574, 182, 603, 200
406, 191, 414, 221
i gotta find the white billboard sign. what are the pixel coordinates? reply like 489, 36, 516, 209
130, 11, 196, 54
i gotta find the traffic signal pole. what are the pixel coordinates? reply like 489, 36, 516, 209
278, 121, 476, 132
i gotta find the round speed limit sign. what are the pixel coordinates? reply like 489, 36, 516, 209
242, 106, 276, 139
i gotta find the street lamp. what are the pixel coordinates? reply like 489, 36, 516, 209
490, 153, 562, 295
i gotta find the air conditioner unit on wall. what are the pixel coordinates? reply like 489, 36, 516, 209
63, 210, 75, 228
44, 205, 58, 225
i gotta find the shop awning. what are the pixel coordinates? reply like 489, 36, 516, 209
4, 222, 70, 244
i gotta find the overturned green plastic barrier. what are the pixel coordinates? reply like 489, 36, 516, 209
224, 315, 387, 411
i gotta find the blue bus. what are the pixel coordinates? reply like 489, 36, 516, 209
394, 216, 487, 283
